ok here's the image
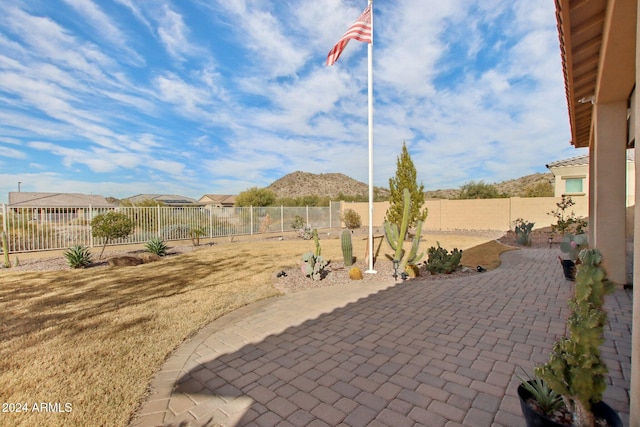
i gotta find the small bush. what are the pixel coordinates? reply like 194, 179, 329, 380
291, 215, 305, 231
190, 227, 205, 246
145, 237, 168, 256
341, 209, 362, 230
91, 211, 134, 259
64, 245, 92, 269
425, 243, 462, 274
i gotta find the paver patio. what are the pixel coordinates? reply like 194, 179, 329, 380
131, 248, 633, 427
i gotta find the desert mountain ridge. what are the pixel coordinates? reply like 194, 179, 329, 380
265, 171, 553, 200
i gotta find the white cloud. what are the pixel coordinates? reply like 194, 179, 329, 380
61, 0, 145, 66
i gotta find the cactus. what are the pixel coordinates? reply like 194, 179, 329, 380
560, 233, 588, 261
513, 218, 534, 246
2, 231, 10, 268
348, 266, 363, 280
535, 248, 614, 427
313, 229, 321, 257
425, 242, 462, 274
341, 230, 353, 266
301, 252, 327, 281
384, 188, 424, 270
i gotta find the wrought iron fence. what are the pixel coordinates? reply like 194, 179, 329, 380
0, 203, 342, 254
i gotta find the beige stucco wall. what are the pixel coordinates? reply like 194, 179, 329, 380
340, 196, 590, 231
550, 159, 635, 206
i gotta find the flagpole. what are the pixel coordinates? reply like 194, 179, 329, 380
365, 0, 376, 274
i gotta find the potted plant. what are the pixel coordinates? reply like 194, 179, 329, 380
518, 248, 622, 427
558, 233, 587, 281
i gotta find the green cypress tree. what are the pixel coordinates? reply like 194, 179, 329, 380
386, 142, 427, 230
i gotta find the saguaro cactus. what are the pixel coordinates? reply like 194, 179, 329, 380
341, 229, 353, 266
383, 188, 424, 270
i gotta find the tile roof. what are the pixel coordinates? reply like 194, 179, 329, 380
124, 194, 199, 205
8, 192, 116, 207
546, 151, 634, 169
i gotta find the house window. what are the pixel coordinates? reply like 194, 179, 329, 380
565, 178, 583, 193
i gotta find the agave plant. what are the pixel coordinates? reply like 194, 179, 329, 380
145, 237, 168, 256
517, 369, 564, 415
63, 245, 92, 269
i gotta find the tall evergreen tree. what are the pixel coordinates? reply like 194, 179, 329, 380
386, 142, 427, 229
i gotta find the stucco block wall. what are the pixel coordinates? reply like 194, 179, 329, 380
340, 196, 590, 231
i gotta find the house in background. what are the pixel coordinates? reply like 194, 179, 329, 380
546, 151, 636, 206
8, 192, 115, 208
6, 192, 116, 223
123, 194, 200, 207
198, 194, 236, 209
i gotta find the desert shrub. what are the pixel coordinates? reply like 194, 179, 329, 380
91, 212, 134, 259
341, 209, 362, 230
425, 243, 462, 274
548, 195, 588, 236
291, 215, 305, 231
145, 237, 168, 256
63, 245, 92, 269
259, 214, 273, 233
161, 224, 191, 240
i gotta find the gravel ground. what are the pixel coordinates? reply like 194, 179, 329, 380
2, 229, 515, 293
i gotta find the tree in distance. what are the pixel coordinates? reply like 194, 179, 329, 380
457, 181, 507, 199
235, 187, 277, 207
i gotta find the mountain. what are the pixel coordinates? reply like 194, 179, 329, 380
265, 171, 553, 200
267, 171, 389, 200
425, 173, 553, 199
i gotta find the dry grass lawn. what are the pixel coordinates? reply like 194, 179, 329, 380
0, 232, 505, 427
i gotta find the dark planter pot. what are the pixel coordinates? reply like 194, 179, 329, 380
518, 383, 622, 427
560, 259, 575, 281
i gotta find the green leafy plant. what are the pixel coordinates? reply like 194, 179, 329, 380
340, 209, 362, 230
425, 243, 462, 274
384, 188, 425, 271
63, 245, 92, 269
516, 369, 564, 415
535, 248, 614, 427
341, 229, 353, 267
548, 195, 588, 236
91, 211, 135, 259
145, 237, 168, 256
189, 226, 205, 246
386, 142, 428, 230
513, 218, 534, 246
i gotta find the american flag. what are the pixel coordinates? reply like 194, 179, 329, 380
326, 4, 372, 66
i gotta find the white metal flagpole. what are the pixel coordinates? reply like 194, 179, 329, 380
365, 0, 376, 274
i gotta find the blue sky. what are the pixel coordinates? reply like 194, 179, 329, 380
0, 0, 586, 204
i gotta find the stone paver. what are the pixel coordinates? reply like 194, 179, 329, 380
130, 249, 632, 427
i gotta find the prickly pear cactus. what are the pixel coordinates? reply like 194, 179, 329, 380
341, 230, 353, 266
301, 251, 327, 281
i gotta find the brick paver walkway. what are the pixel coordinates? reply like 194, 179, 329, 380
131, 248, 633, 427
